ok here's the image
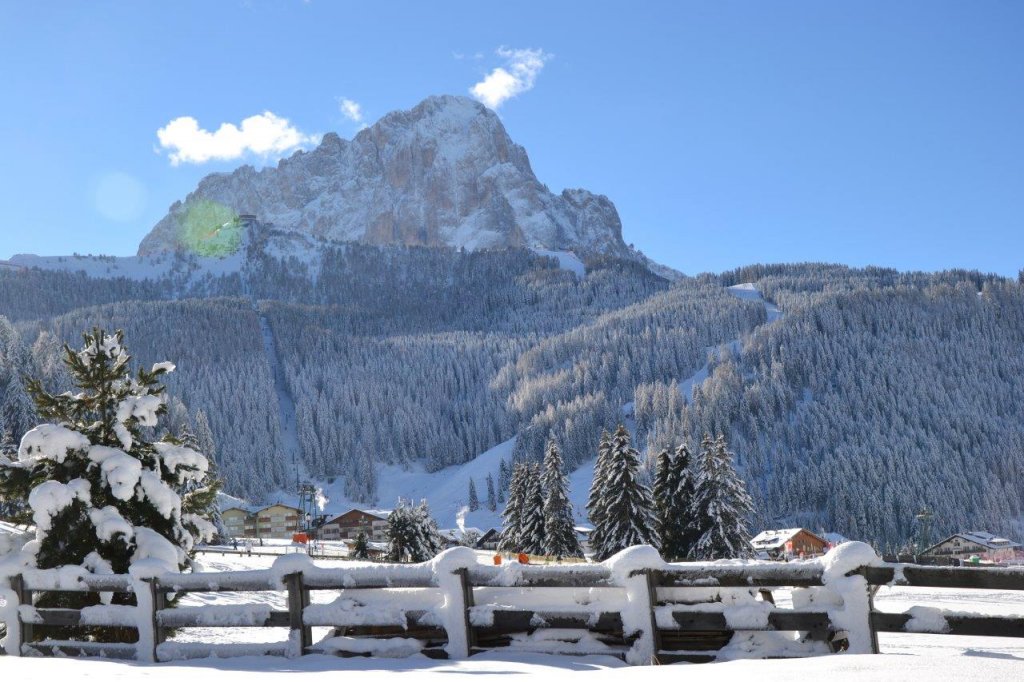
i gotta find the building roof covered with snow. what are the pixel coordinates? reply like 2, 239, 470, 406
924, 531, 1021, 555
823, 532, 850, 546
750, 528, 807, 550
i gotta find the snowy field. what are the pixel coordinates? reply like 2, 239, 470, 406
4, 551, 1021, 680
2, 646, 1022, 681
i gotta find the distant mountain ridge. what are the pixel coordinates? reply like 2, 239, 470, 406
139, 95, 645, 266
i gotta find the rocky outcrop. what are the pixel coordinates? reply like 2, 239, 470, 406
139, 95, 636, 261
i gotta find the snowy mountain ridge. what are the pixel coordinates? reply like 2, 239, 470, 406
137, 95, 657, 271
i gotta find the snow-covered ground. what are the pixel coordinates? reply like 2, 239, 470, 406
3, 650, 1023, 681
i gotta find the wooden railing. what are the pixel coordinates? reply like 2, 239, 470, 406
3, 552, 1024, 664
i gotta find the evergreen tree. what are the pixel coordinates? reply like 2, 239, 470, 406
594, 425, 657, 560
586, 430, 613, 559
497, 460, 510, 504
652, 442, 700, 561
541, 439, 583, 559
498, 463, 528, 552
652, 447, 674, 553
415, 498, 444, 558
519, 463, 546, 555
352, 530, 371, 560
468, 478, 479, 512
177, 423, 225, 544
192, 409, 217, 466
0, 329, 216, 640
665, 442, 699, 560
0, 427, 27, 522
485, 472, 497, 512
691, 435, 754, 560
385, 498, 443, 562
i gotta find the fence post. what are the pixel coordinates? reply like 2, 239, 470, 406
148, 579, 167, 661
643, 570, 662, 665
455, 568, 477, 656
9, 574, 30, 656
285, 572, 311, 655
866, 585, 880, 654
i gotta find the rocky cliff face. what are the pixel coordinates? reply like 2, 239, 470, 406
139, 96, 636, 261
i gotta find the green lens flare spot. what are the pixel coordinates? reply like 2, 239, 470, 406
179, 200, 243, 257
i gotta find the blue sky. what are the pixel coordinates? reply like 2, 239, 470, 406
1, 1, 1021, 276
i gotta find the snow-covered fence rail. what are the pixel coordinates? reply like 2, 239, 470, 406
861, 565, 1024, 643
5, 543, 1024, 665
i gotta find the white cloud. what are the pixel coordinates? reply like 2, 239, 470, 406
470, 47, 551, 109
155, 111, 318, 165
338, 98, 364, 125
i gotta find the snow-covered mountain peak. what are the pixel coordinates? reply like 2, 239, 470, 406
137, 95, 638, 263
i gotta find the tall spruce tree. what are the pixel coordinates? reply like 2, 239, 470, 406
498, 463, 528, 552
652, 447, 675, 554
468, 478, 480, 512
594, 425, 657, 560
541, 439, 583, 559
485, 472, 497, 512
519, 463, 546, 555
691, 435, 754, 560
498, 460, 511, 504
666, 442, 699, 560
653, 442, 700, 561
586, 429, 613, 559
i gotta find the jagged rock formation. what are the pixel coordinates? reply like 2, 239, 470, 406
139, 95, 636, 261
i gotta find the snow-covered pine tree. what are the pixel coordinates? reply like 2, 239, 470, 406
541, 439, 583, 559
497, 460, 510, 504
0, 329, 215, 639
353, 530, 371, 560
0, 427, 26, 522
652, 447, 674, 554
691, 435, 754, 560
519, 463, 546, 555
666, 442, 699, 560
595, 425, 657, 560
485, 472, 497, 512
386, 499, 444, 563
192, 409, 217, 466
468, 478, 479, 512
585, 429, 613, 560
177, 423, 224, 546
498, 463, 528, 552
414, 499, 444, 559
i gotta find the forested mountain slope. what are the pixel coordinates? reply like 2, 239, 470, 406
1, 255, 1020, 548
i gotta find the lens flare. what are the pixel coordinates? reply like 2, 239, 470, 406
179, 200, 243, 257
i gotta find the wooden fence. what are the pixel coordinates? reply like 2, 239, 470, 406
3, 554, 1024, 664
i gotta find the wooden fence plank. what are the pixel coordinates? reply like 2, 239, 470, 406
871, 612, 1024, 638
862, 566, 1024, 591
670, 610, 832, 632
